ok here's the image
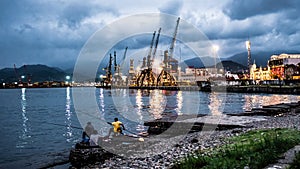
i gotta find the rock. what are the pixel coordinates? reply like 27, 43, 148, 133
232, 128, 243, 134
190, 138, 199, 143
69, 146, 114, 168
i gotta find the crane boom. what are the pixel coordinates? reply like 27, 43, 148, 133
148, 31, 156, 57
108, 53, 112, 75
123, 46, 128, 61
119, 47, 128, 70
152, 27, 161, 60
147, 31, 156, 68
114, 51, 117, 71
169, 17, 180, 59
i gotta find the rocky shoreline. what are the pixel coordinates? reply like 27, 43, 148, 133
70, 104, 300, 169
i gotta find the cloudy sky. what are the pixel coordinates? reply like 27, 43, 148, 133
1, 0, 300, 69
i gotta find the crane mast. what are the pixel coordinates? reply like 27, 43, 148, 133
152, 27, 161, 60
169, 17, 180, 59
114, 51, 117, 72
123, 47, 128, 61
147, 31, 156, 68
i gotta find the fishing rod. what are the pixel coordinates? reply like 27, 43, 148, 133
106, 122, 144, 137
46, 122, 83, 130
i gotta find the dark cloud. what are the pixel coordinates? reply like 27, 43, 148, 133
159, 0, 183, 16
1, 0, 300, 69
223, 0, 299, 20
58, 2, 119, 29
0, 0, 119, 68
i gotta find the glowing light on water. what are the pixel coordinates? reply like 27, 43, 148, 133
17, 88, 31, 148
64, 87, 73, 142
208, 92, 222, 116
176, 91, 183, 115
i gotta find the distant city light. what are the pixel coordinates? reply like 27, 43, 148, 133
21, 75, 25, 79
2, 83, 5, 86
14, 82, 18, 85
99, 75, 104, 79
66, 76, 70, 80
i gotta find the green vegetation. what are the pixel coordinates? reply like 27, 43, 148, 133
288, 151, 300, 169
173, 128, 300, 169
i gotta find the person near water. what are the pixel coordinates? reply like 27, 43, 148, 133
106, 118, 126, 138
81, 122, 95, 144
85, 122, 95, 136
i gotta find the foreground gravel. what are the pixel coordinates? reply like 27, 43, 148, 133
83, 112, 300, 169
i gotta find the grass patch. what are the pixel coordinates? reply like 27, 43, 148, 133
173, 128, 300, 169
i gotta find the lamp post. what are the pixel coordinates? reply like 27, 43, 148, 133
212, 45, 219, 76
65, 75, 70, 85
245, 40, 251, 74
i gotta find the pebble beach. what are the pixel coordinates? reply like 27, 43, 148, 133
75, 111, 300, 169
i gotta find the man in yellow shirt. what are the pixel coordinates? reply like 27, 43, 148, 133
112, 118, 125, 134
106, 118, 126, 138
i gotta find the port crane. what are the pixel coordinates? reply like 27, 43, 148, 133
113, 51, 124, 86
103, 53, 113, 86
157, 17, 180, 86
152, 27, 161, 61
137, 31, 158, 87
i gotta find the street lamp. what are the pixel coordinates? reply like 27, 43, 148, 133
65, 75, 70, 85
212, 45, 219, 76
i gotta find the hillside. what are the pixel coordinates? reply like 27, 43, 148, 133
215, 61, 247, 73
0, 64, 67, 83
180, 56, 246, 72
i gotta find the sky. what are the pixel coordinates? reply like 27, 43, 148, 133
1, 0, 300, 69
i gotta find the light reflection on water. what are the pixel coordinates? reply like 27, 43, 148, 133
1, 88, 300, 168
243, 94, 300, 111
64, 87, 73, 142
16, 88, 31, 148
99, 89, 300, 125
208, 92, 223, 116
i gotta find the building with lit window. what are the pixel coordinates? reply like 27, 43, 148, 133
250, 62, 271, 81
250, 53, 300, 81
268, 53, 300, 80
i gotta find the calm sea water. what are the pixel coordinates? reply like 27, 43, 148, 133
0, 87, 299, 168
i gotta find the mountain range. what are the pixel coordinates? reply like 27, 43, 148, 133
0, 65, 67, 83
1, 50, 299, 83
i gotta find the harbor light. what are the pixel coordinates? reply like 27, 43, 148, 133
21, 75, 25, 79
2, 83, 5, 86
212, 45, 219, 52
212, 45, 219, 75
66, 76, 71, 80
245, 40, 251, 50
